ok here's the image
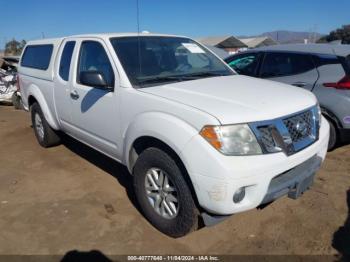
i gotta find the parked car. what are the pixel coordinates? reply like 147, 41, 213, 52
0, 56, 22, 109
0, 68, 19, 107
18, 34, 329, 237
224, 44, 350, 150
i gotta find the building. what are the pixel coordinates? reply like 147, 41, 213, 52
197, 35, 247, 54
238, 36, 277, 48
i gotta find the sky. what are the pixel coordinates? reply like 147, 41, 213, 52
1, 0, 350, 49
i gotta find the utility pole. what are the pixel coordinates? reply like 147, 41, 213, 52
313, 24, 318, 43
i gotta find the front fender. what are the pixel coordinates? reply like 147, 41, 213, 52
122, 112, 200, 172
27, 85, 60, 130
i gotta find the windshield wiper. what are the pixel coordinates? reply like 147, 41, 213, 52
137, 76, 184, 86
136, 72, 229, 87
178, 71, 228, 79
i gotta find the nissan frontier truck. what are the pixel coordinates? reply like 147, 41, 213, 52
18, 33, 329, 237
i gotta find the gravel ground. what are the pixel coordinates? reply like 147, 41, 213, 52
0, 105, 349, 260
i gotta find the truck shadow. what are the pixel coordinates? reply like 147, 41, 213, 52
60, 134, 141, 213
332, 189, 350, 260
60, 134, 207, 230
61, 249, 112, 262
80, 88, 109, 113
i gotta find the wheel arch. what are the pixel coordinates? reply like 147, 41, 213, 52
321, 106, 342, 129
129, 136, 184, 172
121, 111, 213, 211
122, 112, 201, 171
28, 95, 38, 108
26, 86, 60, 130
129, 135, 200, 208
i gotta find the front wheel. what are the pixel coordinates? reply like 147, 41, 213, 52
31, 102, 61, 147
133, 147, 198, 238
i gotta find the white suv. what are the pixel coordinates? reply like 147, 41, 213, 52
18, 33, 329, 237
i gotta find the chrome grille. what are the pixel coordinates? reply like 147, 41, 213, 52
250, 106, 319, 156
283, 110, 312, 143
257, 126, 276, 152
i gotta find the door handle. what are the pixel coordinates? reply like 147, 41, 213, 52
70, 90, 79, 100
292, 82, 307, 87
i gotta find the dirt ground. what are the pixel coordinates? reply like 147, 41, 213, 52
0, 105, 349, 258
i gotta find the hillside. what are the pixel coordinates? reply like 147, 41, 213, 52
262, 30, 323, 43
239, 30, 324, 44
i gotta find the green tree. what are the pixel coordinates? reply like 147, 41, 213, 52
318, 24, 350, 44
19, 40, 27, 51
4, 38, 26, 55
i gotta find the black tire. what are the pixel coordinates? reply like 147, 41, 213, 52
133, 147, 198, 238
327, 118, 337, 151
11, 93, 22, 110
31, 102, 61, 147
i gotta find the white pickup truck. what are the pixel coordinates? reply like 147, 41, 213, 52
18, 33, 329, 237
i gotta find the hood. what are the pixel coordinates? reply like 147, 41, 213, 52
140, 75, 317, 125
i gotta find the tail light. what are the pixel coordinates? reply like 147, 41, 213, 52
323, 75, 350, 89
16, 75, 20, 91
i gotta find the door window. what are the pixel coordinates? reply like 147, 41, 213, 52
77, 41, 114, 87
59, 41, 75, 81
226, 53, 260, 76
260, 52, 315, 78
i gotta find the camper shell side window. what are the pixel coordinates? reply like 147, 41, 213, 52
21, 44, 54, 70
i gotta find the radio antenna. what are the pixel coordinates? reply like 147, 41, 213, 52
136, 0, 140, 34
136, 0, 142, 75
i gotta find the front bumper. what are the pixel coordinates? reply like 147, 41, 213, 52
261, 154, 321, 205
180, 116, 329, 215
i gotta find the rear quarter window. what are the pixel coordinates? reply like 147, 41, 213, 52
314, 54, 350, 75
59, 41, 76, 81
21, 44, 53, 70
312, 54, 340, 67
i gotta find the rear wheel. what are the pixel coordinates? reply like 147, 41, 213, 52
11, 92, 22, 110
133, 147, 198, 237
31, 102, 61, 147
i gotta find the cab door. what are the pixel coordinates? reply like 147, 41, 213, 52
53, 40, 76, 129
68, 38, 121, 159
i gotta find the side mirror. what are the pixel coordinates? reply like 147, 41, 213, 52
79, 71, 112, 89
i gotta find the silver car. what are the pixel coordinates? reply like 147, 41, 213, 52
225, 44, 350, 150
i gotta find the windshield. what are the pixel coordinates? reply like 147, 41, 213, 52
110, 36, 234, 87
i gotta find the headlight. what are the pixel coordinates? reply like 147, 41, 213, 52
199, 124, 262, 155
